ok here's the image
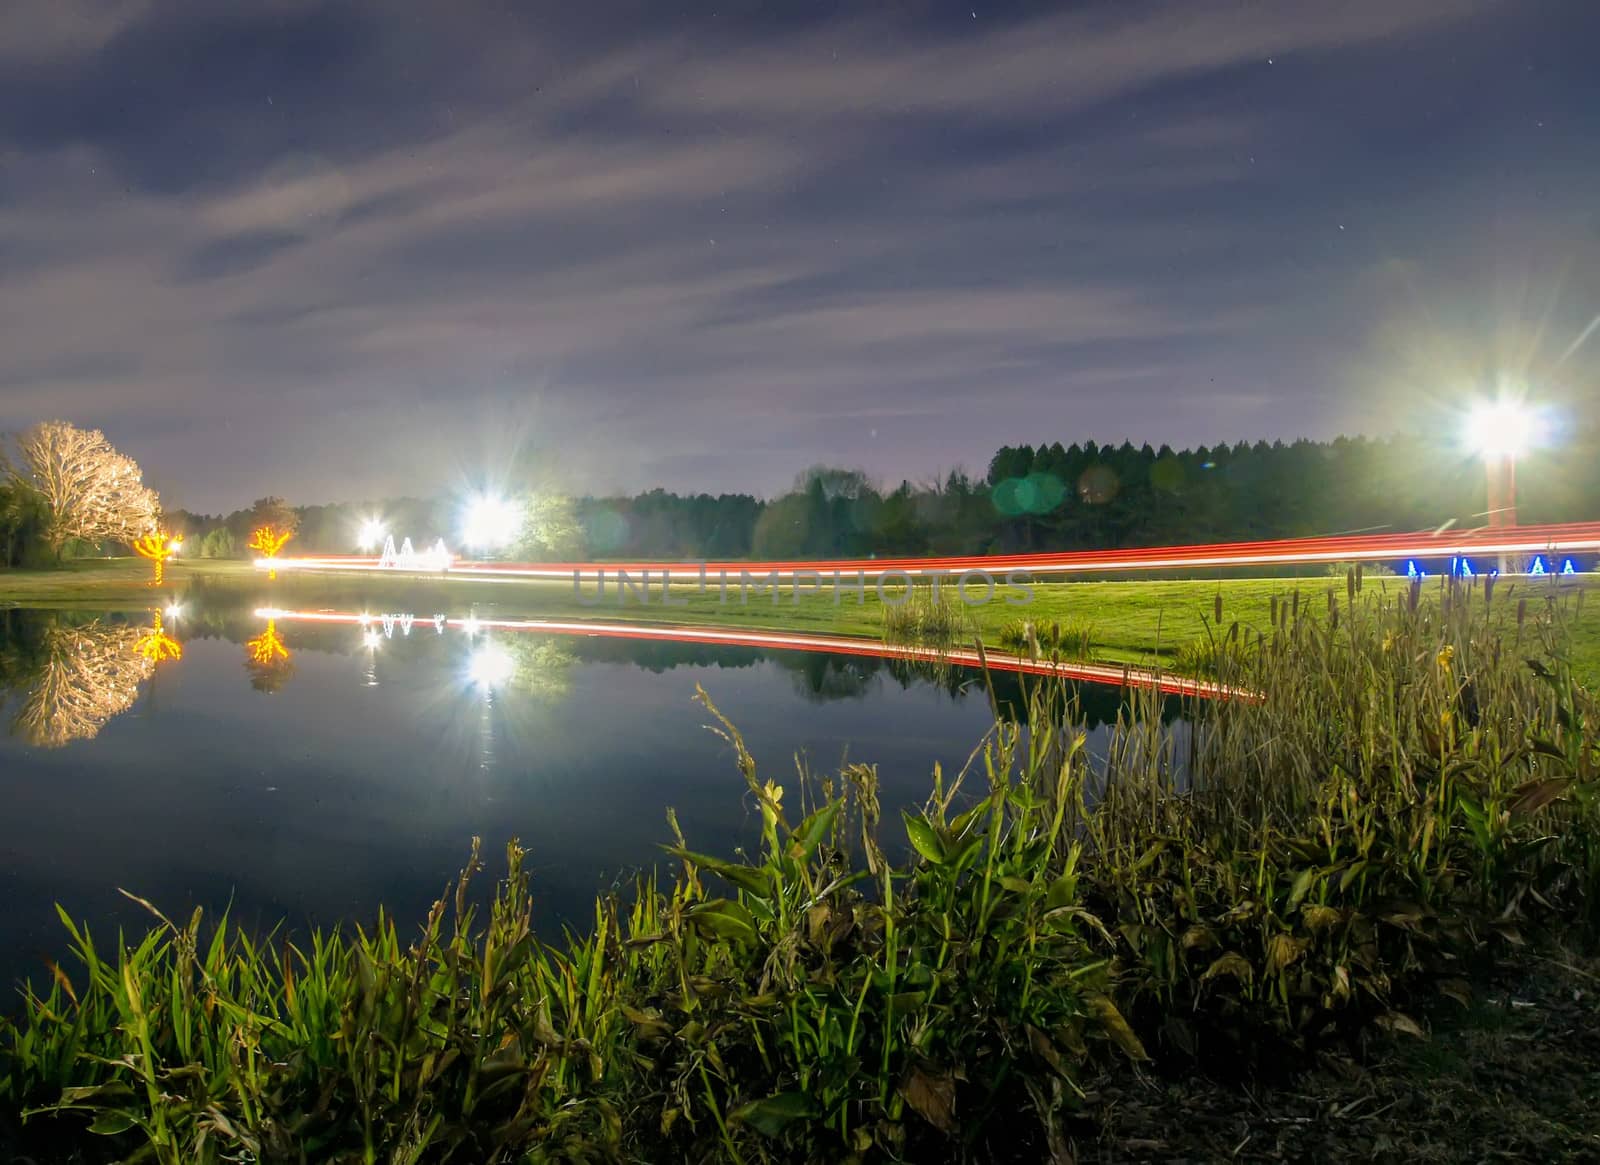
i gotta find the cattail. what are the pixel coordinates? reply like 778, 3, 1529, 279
1214, 592, 1223, 625
1517, 598, 1527, 629
1346, 567, 1356, 605
1270, 594, 1279, 627
1484, 571, 1495, 608
1355, 561, 1364, 593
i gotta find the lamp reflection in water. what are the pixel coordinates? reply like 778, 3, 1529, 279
468, 640, 515, 773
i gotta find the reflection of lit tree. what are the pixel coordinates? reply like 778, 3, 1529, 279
135, 611, 182, 663
244, 620, 296, 693
11, 621, 153, 748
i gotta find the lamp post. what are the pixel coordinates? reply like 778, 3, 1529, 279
1465, 399, 1536, 574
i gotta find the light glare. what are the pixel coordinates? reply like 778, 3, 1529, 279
461, 494, 521, 550
1464, 399, 1539, 460
357, 517, 386, 551
468, 643, 515, 689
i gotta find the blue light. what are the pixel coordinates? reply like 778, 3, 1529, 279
1530, 556, 1547, 576
1562, 558, 1577, 575
1406, 560, 1421, 579
1459, 557, 1474, 578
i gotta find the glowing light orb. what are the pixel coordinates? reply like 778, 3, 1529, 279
1464, 398, 1540, 460
469, 643, 515, 690
362, 629, 383, 650
357, 517, 387, 551
165, 602, 185, 620
461, 494, 521, 551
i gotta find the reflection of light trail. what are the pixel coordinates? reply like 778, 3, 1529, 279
254, 520, 1600, 582
253, 608, 1247, 699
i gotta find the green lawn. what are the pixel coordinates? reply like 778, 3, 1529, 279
4, 558, 1596, 683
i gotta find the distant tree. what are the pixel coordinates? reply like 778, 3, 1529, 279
200, 527, 238, 559
516, 492, 584, 560
751, 492, 812, 558
246, 497, 299, 538
15, 421, 160, 561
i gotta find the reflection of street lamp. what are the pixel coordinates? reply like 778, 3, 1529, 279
1464, 398, 1538, 572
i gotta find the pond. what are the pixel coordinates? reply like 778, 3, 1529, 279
0, 605, 1181, 991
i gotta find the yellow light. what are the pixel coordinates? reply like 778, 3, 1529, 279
250, 526, 294, 579
246, 620, 291, 666
132, 530, 179, 585
135, 611, 182, 663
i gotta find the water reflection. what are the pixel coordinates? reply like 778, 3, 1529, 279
0, 602, 1189, 994
2, 614, 159, 747
244, 620, 295, 693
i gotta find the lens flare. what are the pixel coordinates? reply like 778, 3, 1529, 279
468, 643, 515, 690
461, 494, 521, 550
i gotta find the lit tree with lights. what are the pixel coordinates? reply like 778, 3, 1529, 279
15, 421, 160, 561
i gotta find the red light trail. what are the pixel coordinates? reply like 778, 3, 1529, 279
254, 608, 1250, 700
255, 520, 1600, 582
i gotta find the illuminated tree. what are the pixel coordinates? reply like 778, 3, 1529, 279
515, 492, 584, 560
10, 620, 153, 748
244, 620, 296, 693
249, 525, 294, 579
132, 531, 179, 584
248, 526, 294, 557
15, 421, 160, 560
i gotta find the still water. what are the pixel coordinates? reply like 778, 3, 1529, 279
0, 606, 1169, 990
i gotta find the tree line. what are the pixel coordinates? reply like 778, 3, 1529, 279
6, 422, 1599, 568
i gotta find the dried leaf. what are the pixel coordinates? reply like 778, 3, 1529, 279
1374, 1012, 1428, 1040
1086, 992, 1149, 1062
1507, 777, 1573, 818
900, 1067, 957, 1133
1202, 951, 1254, 985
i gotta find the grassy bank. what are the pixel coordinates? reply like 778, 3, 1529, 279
3, 577, 1598, 1162
5, 557, 1599, 684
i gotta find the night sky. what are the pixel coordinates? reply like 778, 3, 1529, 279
3, 0, 1598, 510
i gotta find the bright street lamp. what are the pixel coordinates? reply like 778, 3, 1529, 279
1463, 397, 1541, 572
461, 494, 521, 553
357, 517, 386, 552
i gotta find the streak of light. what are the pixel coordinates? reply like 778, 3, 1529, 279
251, 607, 1250, 700
253, 521, 1600, 583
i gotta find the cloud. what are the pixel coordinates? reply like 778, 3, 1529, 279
3, 0, 1595, 507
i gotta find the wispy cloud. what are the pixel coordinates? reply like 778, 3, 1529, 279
1, 0, 1593, 506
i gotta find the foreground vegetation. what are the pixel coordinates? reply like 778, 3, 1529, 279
2, 573, 1598, 1161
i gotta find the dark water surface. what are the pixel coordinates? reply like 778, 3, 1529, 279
0, 606, 1168, 990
